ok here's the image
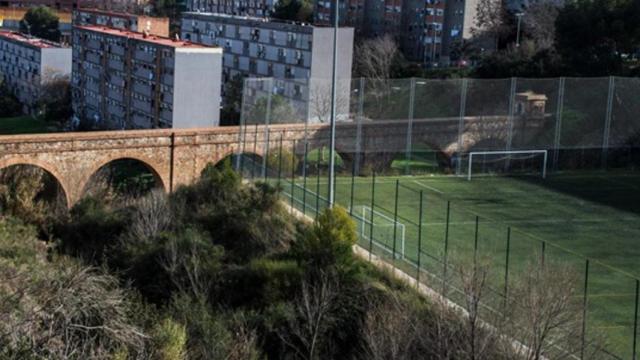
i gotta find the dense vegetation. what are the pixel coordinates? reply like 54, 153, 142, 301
0, 162, 590, 359
20, 6, 61, 42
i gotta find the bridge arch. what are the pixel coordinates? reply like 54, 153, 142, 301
0, 157, 71, 207
80, 156, 169, 200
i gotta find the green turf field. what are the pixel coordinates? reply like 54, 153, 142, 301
268, 169, 640, 359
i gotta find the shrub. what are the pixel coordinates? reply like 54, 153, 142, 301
292, 206, 357, 274
153, 318, 187, 360
173, 163, 296, 262
0, 220, 148, 359
53, 196, 131, 262
267, 148, 299, 178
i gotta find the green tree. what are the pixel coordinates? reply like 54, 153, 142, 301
292, 206, 357, 274
272, 0, 314, 22
220, 74, 244, 126
556, 0, 639, 76
20, 6, 61, 42
246, 94, 300, 124
38, 73, 72, 126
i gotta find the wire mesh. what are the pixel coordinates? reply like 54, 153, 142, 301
238, 76, 640, 359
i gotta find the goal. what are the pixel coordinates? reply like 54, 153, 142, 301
351, 205, 406, 259
462, 150, 548, 181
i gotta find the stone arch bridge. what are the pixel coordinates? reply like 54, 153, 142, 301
0, 115, 547, 207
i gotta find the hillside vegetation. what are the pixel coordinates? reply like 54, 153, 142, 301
0, 163, 587, 359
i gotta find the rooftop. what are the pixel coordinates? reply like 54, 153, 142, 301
74, 25, 214, 48
76, 7, 139, 19
76, 7, 168, 21
0, 30, 68, 49
182, 11, 333, 29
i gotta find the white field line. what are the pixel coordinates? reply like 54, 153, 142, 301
420, 217, 640, 226
412, 180, 444, 194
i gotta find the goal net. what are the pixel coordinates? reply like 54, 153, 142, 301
458, 150, 548, 181
351, 205, 406, 259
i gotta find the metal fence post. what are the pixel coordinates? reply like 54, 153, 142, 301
553, 77, 565, 170
634, 279, 639, 360
349, 161, 356, 216
541, 241, 546, 267
355, 77, 364, 176
291, 139, 296, 210
456, 79, 469, 175
417, 190, 424, 285
368, 172, 376, 261
251, 123, 258, 180
277, 135, 283, 186
504, 227, 511, 309
392, 180, 400, 262
602, 76, 615, 169
262, 79, 273, 180
505, 77, 518, 166
442, 200, 451, 296
236, 82, 248, 172
315, 163, 321, 217
302, 142, 309, 215
405, 78, 416, 175
474, 215, 479, 262
581, 259, 590, 359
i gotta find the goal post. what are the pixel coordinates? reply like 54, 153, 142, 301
466, 150, 548, 181
350, 205, 406, 259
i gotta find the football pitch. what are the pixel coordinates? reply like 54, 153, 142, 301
276, 170, 640, 359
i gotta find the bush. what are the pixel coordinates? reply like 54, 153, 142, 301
53, 196, 131, 262
173, 163, 296, 262
292, 206, 357, 274
153, 318, 187, 360
0, 219, 148, 359
267, 148, 299, 178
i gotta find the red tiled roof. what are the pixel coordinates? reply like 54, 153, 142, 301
74, 25, 213, 48
0, 30, 66, 48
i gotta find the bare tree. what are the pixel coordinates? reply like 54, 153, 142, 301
126, 189, 172, 243
473, 0, 509, 50
308, 80, 351, 123
523, 2, 561, 50
502, 260, 600, 360
457, 258, 501, 360
354, 35, 399, 81
279, 272, 339, 360
160, 231, 221, 301
361, 292, 421, 360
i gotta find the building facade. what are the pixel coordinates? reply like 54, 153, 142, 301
440, 0, 480, 64
0, 0, 145, 10
72, 25, 223, 129
314, 0, 485, 65
401, 0, 445, 63
186, 0, 278, 18
0, 30, 71, 113
180, 12, 354, 121
73, 8, 170, 37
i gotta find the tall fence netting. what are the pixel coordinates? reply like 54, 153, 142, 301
237, 76, 640, 359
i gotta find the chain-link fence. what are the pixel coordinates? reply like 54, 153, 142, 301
236, 76, 640, 359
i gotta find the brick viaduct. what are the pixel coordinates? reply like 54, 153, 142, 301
0, 115, 547, 207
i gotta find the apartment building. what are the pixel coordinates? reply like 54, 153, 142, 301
0, 0, 144, 10
0, 30, 71, 113
71, 25, 223, 129
401, 0, 445, 63
186, 0, 278, 18
441, 0, 482, 64
180, 12, 354, 121
314, 0, 491, 65
73, 8, 170, 37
